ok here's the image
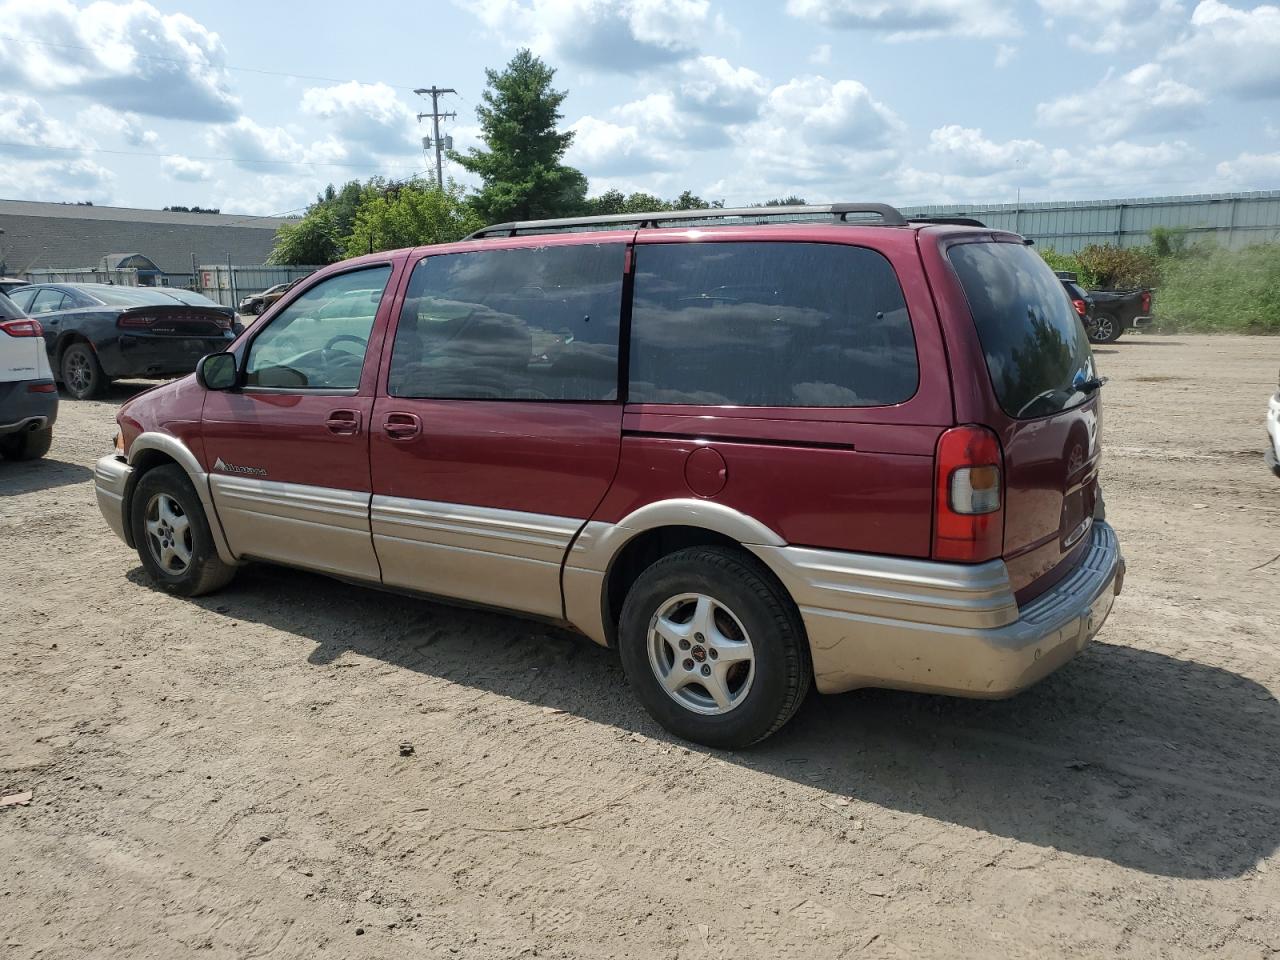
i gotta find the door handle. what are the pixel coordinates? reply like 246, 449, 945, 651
326, 409, 362, 435
383, 412, 421, 440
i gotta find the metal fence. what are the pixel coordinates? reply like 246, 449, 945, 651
195, 264, 322, 308
26, 267, 140, 286
900, 190, 1280, 253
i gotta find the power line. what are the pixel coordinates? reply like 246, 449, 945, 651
0, 33, 422, 90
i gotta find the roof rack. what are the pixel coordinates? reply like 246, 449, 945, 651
464, 202, 908, 240
907, 216, 987, 227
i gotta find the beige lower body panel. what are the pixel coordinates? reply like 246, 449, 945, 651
761, 521, 1123, 697
371, 496, 580, 620
209, 475, 380, 581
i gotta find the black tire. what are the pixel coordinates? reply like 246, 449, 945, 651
1089, 313, 1123, 344
61, 342, 109, 400
0, 426, 52, 461
617, 546, 811, 748
130, 464, 236, 597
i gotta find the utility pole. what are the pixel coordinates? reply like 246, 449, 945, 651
414, 86, 457, 190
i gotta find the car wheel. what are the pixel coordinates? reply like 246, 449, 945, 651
130, 464, 236, 597
617, 546, 811, 748
61, 342, 109, 400
1089, 313, 1123, 344
0, 426, 52, 461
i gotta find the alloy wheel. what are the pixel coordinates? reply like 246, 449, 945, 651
646, 592, 756, 715
144, 493, 193, 575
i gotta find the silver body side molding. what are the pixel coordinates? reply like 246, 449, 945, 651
209, 475, 381, 581
372, 495, 581, 619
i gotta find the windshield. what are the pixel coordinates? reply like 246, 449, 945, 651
949, 241, 1096, 420
0, 291, 22, 320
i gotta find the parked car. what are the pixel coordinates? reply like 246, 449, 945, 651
0, 290, 56, 460
0, 277, 30, 296
7, 283, 237, 400
1055, 271, 1096, 332
1084, 288, 1153, 343
1267, 368, 1280, 477
238, 280, 297, 316
93, 203, 1125, 748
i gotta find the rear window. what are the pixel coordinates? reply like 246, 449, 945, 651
948, 241, 1096, 420
628, 241, 918, 407
82, 286, 179, 307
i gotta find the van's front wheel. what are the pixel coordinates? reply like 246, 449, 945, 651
130, 464, 236, 596
618, 547, 811, 748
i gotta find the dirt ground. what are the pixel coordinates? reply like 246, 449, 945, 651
2, 334, 1278, 959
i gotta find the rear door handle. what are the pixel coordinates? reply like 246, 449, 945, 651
326, 409, 362, 435
383, 412, 421, 440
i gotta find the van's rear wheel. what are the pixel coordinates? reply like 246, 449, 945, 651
130, 464, 236, 596
618, 547, 811, 748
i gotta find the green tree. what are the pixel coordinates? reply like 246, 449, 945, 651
451, 49, 587, 223
267, 208, 342, 265
342, 179, 482, 258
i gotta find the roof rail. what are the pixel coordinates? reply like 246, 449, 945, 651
907, 216, 988, 227
464, 202, 908, 240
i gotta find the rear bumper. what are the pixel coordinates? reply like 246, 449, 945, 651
94, 453, 134, 544
1132, 315, 1153, 328
752, 520, 1124, 698
99, 333, 234, 379
0, 380, 58, 435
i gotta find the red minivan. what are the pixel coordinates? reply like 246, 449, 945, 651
94, 204, 1124, 747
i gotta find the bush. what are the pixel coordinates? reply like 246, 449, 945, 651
1074, 244, 1160, 290
1152, 243, 1280, 334
1038, 247, 1100, 288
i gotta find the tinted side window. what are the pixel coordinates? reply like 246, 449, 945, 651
388, 244, 624, 401
29, 290, 67, 315
7, 288, 36, 313
948, 242, 1096, 420
628, 242, 918, 407
244, 266, 391, 390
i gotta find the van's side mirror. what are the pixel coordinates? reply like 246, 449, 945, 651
196, 352, 238, 391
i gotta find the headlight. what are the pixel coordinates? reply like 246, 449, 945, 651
114, 431, 124, 455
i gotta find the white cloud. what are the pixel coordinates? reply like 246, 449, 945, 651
0, 94, 112, 201
785, 0, 1021, 39
0, 0, 237, 121
77, 105, 160, 148
676, 56, 768, 124
1216, 150, 1280, 187
566, 114, 677, 175
897, 125, 1199, 201
1037, 0, 1186, 53
162, 155, 213, 182
300, 81, 418, 156
994, 43, 1017, 67
213, 118, 305, 171
1036, 64, 1206, 137
456, 0, 714, 71
1162, 0, 1280, 98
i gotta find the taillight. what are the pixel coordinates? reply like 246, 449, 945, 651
213, 313, 232, 330
27, 382, 56, 393
117, 313, 156, 328
1072, 298, 1087, 317
0, 318, 43, 337
1141, 291, 1151, 313
933, 425, 1004, 563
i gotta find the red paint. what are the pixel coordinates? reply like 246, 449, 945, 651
683, 446, 727, 498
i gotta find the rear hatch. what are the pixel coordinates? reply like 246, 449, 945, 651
0, 291, 45, 384
947, 239, 1102, 601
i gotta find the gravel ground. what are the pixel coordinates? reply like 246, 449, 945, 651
2, 334, 1278, 959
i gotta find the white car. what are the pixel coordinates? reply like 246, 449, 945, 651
1268, 370, 1280, 477
0, 289, 57, 461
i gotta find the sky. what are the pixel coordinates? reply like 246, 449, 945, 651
1, 0, 1279, 216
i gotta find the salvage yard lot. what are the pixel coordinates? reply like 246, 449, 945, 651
2, 334, 1278, 959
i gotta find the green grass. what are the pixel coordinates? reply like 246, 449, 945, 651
1153, 243, 1280, 334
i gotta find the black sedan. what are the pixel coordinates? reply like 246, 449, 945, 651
8, 283, 237, 399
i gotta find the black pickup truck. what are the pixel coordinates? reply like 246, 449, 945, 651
1084, 288, 1152, 343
